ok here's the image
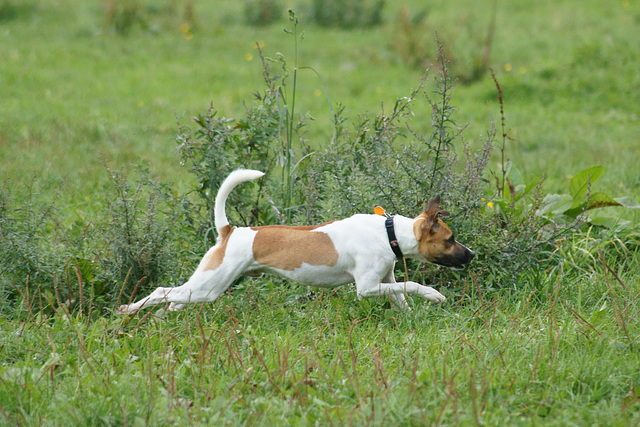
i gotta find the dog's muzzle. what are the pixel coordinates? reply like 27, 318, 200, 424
436, 246, 475, 270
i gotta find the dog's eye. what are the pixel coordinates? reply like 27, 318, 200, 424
447, 236, 455, 245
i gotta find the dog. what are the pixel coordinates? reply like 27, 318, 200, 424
117, 169, 475, 315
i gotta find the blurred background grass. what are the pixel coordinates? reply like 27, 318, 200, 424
0, 0, 638, 222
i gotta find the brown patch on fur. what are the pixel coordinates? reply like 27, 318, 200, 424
200, 225, 235, 271
252, 222, 338, 271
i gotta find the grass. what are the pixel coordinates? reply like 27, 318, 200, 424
2, 1, 638, 208
2, 251, 639, 424
1, 0, 640, 424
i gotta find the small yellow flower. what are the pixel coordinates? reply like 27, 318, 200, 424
253, 40, 266, 49
137, 100, 144, 107
314, 89, 322, 97
245, 53, 253, 61
487, 202, 493, 208
480, 198, 486, 202
519, 66, 526, 74
504, 63, 512, 72
180, 23, 193, 40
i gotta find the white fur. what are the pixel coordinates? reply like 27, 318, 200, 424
214, 169, 265, 232
117, 169, 446, 315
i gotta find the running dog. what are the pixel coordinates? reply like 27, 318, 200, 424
117, 169, 474, 314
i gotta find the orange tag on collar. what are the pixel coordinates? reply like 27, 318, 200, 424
374, 206, 387, 216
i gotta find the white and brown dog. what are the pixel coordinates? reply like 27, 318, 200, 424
117, 169, 475, 315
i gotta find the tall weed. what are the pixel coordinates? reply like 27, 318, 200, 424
391, 3, 496, 83
176, 12, 326, 229
98, 166, 187, 301
175, 65, 283, 236
0, 179, 69, 314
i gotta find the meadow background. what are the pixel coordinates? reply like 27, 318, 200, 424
1, 0, 639, 425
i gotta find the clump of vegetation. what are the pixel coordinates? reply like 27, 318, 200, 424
391, 3, 496, 83
102, 0, 196, 35
175, 61, 283, 237
309, 0, 384, 28
177, 12, 326, 229
0, 0, 34, 23
243, 0, 282, 26
102, 0, 143, 35
0, 165, 195, 316
0, 180, 68, 314
97, 166, 189, 302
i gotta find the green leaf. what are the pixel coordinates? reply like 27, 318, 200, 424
586, 192, 623, 210
514, 175, 542, 203
588, 302, 607, 324
75, 257, 95, 282
563, 204, 587, 218
567, 192, 635, 216
568, 192, 613, 211
506, 161, 519, 184
500, 160, 513, 181
588, 216, 631, 229
570, 166, 604, 200
538, 194, 573, 216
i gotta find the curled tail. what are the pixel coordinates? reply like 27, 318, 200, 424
214, 169, 265, 235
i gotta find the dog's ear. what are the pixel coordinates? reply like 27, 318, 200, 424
415, 196, 444, 239
425, 196, 450, 219
424, 195, 441, 218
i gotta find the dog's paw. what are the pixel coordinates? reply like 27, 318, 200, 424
423, 287, 446, 304
117, 304, 137, 316
168, 302, 186, 311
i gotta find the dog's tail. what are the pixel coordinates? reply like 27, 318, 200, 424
214, 169, 265, 234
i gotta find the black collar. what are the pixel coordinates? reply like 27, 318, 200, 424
385, 216, 404, 259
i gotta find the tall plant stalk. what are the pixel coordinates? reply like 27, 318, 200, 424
278, 10, 335, 224
428, 35, 458, 192
490, 68, 508, 199
279, 10, 302, 223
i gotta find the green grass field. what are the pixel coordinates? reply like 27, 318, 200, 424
1, 0, 640, 424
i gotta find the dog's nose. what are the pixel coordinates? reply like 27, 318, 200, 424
467, 250, 476, 262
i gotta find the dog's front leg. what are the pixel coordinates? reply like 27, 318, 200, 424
380, 266, 409, 310
355, 272, 446, 308
168, 303, 187, 311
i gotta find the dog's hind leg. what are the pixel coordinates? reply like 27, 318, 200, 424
117, 268, 242, 315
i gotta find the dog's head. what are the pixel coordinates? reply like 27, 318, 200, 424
413, 196, 475, 269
